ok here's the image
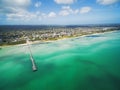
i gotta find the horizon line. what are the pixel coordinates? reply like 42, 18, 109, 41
0, 23, 120, 26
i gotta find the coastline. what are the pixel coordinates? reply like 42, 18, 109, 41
0, 30, 117, 48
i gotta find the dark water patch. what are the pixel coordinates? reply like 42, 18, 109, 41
107, 74, 120, 90
88, 72, 120, 90
86, 35, 101, 38
75, 57, 120, 90
0, 55, 13, 62
75, 58, 111, 74
38, 62, 56, 73
0, 55, 30, 68
76, 59, 97, 65
88, 76, 112, 90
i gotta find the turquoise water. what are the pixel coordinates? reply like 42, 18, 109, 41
0, 31, 120, 90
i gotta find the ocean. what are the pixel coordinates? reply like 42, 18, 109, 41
0, 31, 120, 90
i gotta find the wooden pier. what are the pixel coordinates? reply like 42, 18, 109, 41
26, 39, 37, 71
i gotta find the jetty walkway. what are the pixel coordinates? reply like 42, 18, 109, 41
26, 39, 37, 71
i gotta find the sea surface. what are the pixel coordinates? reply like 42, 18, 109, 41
0, 31, 120, 90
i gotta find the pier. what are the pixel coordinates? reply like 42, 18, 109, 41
26, 39, 37, 71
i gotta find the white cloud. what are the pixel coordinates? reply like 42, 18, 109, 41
41, 13, 47, 18
6, 10, 56, 22
59, 6, 71, 16
74, 9, 79, 14
59, 10, 70, 16
0, 0, 60, 22
0, 0, 31, 8
0, 0, 42, 21
0, 0, 31, 14
62, 6, 71, 9
54, 0, 76, 4
6, 10, 39, 21
35, 2, 41, 8
48, 12, 56, 18
97, 0, 119, 5
80, 7, 92, 14
59, 6, 79, 16
0, 0, 93, 23
62, 6, 73, 13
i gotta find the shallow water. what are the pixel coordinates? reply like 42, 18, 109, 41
0, 31, 120, 90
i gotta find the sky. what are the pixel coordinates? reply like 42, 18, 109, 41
0, 0, 120, 25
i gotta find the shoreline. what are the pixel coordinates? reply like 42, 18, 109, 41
0, 30, 117, 48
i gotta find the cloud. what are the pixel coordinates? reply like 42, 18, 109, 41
6, 10, 40, 21
0, 0, 31, 14
59, 6, 72, 16
80, 7, 92, 14
35, 2, 41, 8
59, 6, 91, 16
59, 10, 70, 16
48, 12, 56, 18
0, 0, 42, 21
62, 6, 73, 13
0, 0, 92, 23
59, 6, 79, 16
0, 0, 56, 21
97, 0, 119, 5
54, 0, 76, 4
41, 13, 47, 18
0, 0, 31, 8
74, 9, 79, 14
